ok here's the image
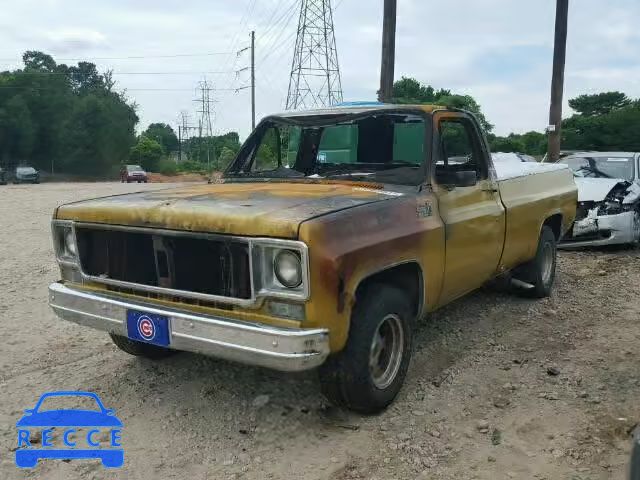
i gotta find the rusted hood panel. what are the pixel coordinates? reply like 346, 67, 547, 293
55, 182, 395, 238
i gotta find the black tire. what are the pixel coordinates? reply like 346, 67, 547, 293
109, 333, 175, 359
515, 225, 557, 298
319, 285, 414, 414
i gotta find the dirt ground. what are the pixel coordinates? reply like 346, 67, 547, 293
1, 182, 638, 480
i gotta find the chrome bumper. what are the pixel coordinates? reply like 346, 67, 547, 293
560, 210, 636, 248
48, 283, 330, 372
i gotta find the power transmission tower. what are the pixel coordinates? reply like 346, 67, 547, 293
286, 0, 343, 110
178, 110, 194, 162
194, 79, 217, 170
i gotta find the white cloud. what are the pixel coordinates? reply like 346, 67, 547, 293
0, 0, 638, 138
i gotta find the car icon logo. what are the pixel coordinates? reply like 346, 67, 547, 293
15, 391, 123, 468
137, 316, 156, 340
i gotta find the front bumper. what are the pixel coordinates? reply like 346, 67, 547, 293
560, 210, 636, 248
48, 282, 330, 372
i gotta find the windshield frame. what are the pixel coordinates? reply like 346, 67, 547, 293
225, 108, 433, 186
561, 155, 635, 181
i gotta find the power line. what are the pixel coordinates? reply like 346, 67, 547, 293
0, 86, 245, 91
1, 71, 238, 76
0, 52, 234, 62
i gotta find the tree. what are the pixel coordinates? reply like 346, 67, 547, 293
392, 77, 492, 132
143, 123, 179, 153
488, 131, 547, 155
569, 92, 632, 116
218, 147, 236, 169
0, 51, 138, 174
129, 136, 164, 172
392, 77, 450, 104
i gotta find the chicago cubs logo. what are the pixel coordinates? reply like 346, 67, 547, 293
137, 317, 155, 341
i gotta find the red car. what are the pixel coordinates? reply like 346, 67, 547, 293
120, 165, 148, 183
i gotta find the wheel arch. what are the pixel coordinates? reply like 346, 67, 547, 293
353, 261, 424, 319
543, 212, 563, 241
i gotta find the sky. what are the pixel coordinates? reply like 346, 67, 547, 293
1, 0, 639, 139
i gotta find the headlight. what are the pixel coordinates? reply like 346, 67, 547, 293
252, 239, 309, 300
274, 250, 302, 288
64, 229, 77, 256
52, 222, 78, 264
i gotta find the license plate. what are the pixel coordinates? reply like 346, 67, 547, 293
126, 310, 170, 347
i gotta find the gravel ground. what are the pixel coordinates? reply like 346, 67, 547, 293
1, 182, 639, 480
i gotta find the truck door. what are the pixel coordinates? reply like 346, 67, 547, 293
432, 112, 506, 305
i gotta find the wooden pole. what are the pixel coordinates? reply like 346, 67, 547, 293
547, 0, 569, 162
378, 0, 397, 102
251, 30, 256, 130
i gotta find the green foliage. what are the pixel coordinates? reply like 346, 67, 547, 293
157, 158, 178, 176
562, 101, 640, 152
143, 123, 179, 153
218, 147, 236, 167
177, 160, 207, 173
392, 77, 493, 132
0, 51, 138, 174
183, 131, 241, 170
392, 77, 451, 104
488, 131, 547, 156
569, 91, 632, 116
129, 136, 163, 172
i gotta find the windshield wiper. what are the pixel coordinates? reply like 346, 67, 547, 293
319, 162, 419, 179
227, 166, 305, 179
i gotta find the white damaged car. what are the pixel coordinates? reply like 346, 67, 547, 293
559, 152, 640, 247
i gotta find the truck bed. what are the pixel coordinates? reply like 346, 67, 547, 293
494, 162, 577, 270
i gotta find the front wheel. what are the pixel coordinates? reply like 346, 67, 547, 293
319, 285, 414, 414
109, 333, 175, 359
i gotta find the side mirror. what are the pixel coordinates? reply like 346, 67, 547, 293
436, 170, 477, 187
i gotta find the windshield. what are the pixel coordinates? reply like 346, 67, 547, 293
127, 165, 143, 172
16, 167, 36, 174
35, 394, 101, 412
225, 113, 426, 186
560, 156, 635, 181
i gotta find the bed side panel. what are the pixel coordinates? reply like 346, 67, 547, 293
498, 168, 577, 269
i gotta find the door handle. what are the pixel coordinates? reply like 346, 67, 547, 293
482, 186, 499, 193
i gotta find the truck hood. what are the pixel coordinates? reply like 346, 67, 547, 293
573, 177, 630, 202
55, 182, 399, 238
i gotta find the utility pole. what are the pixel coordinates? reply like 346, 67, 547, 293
251, 30, 256, 130
378, 0, 397, 102
178, 125, 182, 163
546, 0, 569, 162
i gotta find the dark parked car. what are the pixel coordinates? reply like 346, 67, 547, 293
120, 165, 148, 183
11, 166, 39, 184
0, 167, 6, 185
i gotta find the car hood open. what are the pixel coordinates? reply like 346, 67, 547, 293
55, 181, 400, 239
573, 177, 630, 202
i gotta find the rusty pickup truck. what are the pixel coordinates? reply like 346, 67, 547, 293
49, 104, 577, 413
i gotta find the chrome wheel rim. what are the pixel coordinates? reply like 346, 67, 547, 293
369, 314, 404, 390
541, 242, 554, 285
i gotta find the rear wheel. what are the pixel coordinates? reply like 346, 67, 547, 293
109, 333, 175, 359
319, 285, 414, 414
632, 210, 640, 244
514, 225, 557, 298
